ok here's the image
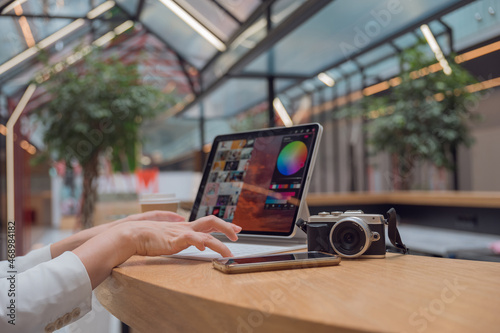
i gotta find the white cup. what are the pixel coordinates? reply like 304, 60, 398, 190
139, 193, 179, 213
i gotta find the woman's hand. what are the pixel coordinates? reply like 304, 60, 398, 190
50, 210, 186, 258
73, 215, 241, 289
129, 216, 241, 257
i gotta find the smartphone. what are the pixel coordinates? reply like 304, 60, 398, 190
212, 251, 341, 274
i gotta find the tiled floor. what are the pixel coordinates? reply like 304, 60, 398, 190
30, 226, 73, 249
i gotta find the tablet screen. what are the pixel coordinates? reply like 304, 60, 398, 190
190, 124, 321, 236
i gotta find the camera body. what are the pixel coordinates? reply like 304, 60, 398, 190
306, 210, 386, 258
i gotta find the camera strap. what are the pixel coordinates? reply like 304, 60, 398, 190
385, 208, 409, 254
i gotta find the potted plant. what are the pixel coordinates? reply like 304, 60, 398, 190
357, 41, 480, 190
34, 52, 172, 228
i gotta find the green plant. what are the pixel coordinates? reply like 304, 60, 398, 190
357, 42, 480, 190
34, 52, 172, 228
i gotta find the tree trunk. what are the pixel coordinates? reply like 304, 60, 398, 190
399, 155, 415, 191
392, 153, 414, 190
451, 145, 459, 190
81, 154, 99, 229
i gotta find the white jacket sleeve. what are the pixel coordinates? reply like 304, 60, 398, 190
0, 245, 53, 278
0, 251, 93, 333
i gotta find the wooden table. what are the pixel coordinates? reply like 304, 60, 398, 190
306, 191, 500, 237
306, 191, 500, 208
95, 253, 500, 333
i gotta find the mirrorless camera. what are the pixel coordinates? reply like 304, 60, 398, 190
296, 209, 408, 258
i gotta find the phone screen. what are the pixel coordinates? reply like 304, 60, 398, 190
222, 252, 336, 265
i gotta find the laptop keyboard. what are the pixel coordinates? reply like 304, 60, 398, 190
169, 242, 307, 261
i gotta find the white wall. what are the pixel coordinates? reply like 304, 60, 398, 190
96, 171, 202, 201
470, 127, 500, 191
157, 171, 202, 201
460, 87, 500, 191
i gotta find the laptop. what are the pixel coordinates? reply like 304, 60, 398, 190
170, 123, 323, 260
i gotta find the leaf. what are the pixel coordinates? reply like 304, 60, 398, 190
32, 50, 175, 170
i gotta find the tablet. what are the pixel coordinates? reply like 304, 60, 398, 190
190, 123, 323, 237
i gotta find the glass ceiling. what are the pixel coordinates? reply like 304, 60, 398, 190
0, 0, 103, 65
177, 0, 499, 122
0, 0, 268, 86
115, 0, 262, 69
1, 0, 496, 102
1, 0, 499, 163
181, 0, 469, 119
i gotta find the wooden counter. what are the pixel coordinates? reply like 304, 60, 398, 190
306, 191, 500, 208
95, 253, 500, 333
306, 191, 500, 236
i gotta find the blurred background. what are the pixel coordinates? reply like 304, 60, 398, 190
1, 0, 500, 274
2, 0, 500, 331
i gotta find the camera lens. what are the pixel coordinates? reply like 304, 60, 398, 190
340, 227, 359, 248
329, 218, 371, 258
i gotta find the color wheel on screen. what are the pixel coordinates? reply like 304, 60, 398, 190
277, 141, 308, 176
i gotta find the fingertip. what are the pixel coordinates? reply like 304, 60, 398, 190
205, 238, 233, 258
219, 247, 233, 258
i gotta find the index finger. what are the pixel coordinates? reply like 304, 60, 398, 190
178, 232, 233, 258
204, 236, 234, 258
190, 216, 241, 242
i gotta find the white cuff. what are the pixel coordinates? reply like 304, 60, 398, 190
0, 245, 52, 278
0, 251, 92, 332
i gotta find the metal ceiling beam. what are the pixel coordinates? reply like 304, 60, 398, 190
3, 29, 155, 110
0, 13, 124, 21
211, 0, 241, 25
388, 40, 402, 53
229, 0, 333, 74
113, 2, 200, 71
174, 54, 199, 96
266, 0, 275, 127
227, 73, 309, 80
356, 29, 450, 77
438, 18, 454, 53
274, 0, 475, 101
134, 0, 146, 21
267, 75, 275, 127
225, 0, 277, 46
167, 0, 227, 46
284, 29, 453, 111
200, 0, 278, 73
1, 3, 203, 98
0, 0, 15, 13
0, 25, 90, 86
115, 2, 206, 98
179, 0, 333, 117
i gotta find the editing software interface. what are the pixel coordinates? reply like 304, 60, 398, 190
265, 135, 310, 210
195, 127, 317, 234
196, 138, 251, 221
